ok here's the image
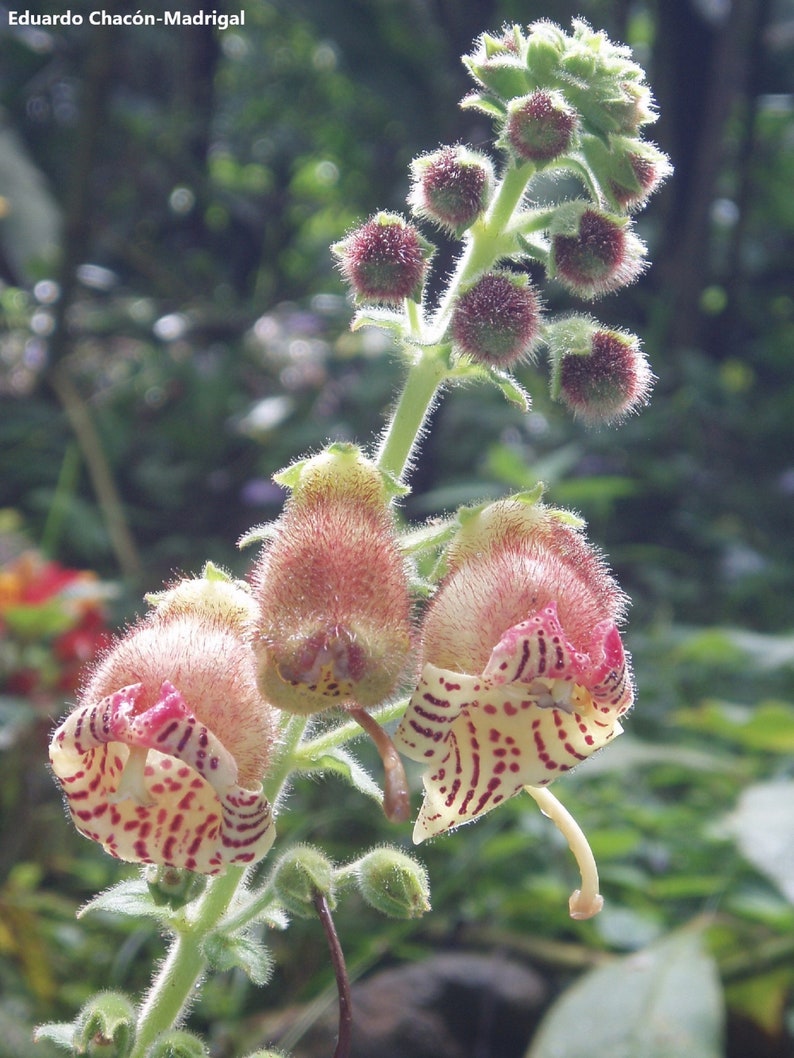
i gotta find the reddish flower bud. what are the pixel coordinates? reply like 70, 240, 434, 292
450, 271, 542, 369
49, 575, 277, 874
332, 212, 434, 305
504, 90, 578, 163
549, 201, 646, 298
582, 134, 672, 213
409, 146, 494, 235
547, 316, 653, 423
251, 444, 414, 717
395, 496, 632, 842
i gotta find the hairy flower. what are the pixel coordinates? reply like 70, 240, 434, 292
251, 445, 414, 718
395, 497, 633, 917
49, 575, 277, 874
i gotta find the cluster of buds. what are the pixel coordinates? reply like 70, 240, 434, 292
332, 18, 668, 424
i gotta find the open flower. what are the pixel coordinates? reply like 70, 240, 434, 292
394, 496, 634, 917
49, 574, 277, 874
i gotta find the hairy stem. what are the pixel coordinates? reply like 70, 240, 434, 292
129, 867, 244, 1058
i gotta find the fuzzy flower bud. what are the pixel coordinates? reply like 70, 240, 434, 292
71, 992, 136, 1058
49, 574, 277, 874
332, 212, 434, 305
251, 444, 414, 717
547, 316, 653, 423
271, 844, 336, 918
355, 847, 431, 919
548, 200, 646, 298
409, 146, 494, 235
504, 89, 578, 163
394, 495, 632, 916
450, 271, 542, 369
581, 134, 672, 213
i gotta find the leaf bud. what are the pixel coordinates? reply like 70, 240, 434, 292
450, 271, 542, 369
332, 212, 434, 305
408, 146, 494, 235
546, 315, 653, 423
143, 1030, 208, 1058
503, 90, 578, 163
355, 847, 431, 919
73, 991, 136, 1057
548, 200, 646, 298
271, 844, 336, 918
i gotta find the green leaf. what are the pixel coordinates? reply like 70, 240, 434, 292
526, 930, 725, 1058
202, 930, 273, 987
78, 877, 174, 922
725, 781, 794, 903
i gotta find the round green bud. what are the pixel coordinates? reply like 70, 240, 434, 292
143, 1030, 208, 1058
355, 847, 431, 919
271, 845, 336, 918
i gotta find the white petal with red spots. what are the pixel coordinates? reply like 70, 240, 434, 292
395, 604, 633, 841
50, 680, 275, 874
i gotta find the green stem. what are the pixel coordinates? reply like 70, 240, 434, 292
129, 867, 244, 1058
429, 160, 535, 341
375, 347, 448, 482
129, 715, 308, 1055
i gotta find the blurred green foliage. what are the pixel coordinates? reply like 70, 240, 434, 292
1, 1, 793, 1056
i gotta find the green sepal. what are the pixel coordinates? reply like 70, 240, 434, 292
459, 91, 507, 121
237, 520, 280, 550
33, 1022, 80, 1053
73, 991, 136, 1057
447, 359, 531, 412
273, 443, 409, 502
350, 306, 406, 335
143, 1030, 208, 1058
144, 864, 207, 910
202, 930, 273, 987
77, 877, 177, 924
463, 54, 530, 102
297, 746, 383, 805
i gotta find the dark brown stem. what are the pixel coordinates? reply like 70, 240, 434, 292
313, 890, 352, 1058
348, 706, 411, 823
